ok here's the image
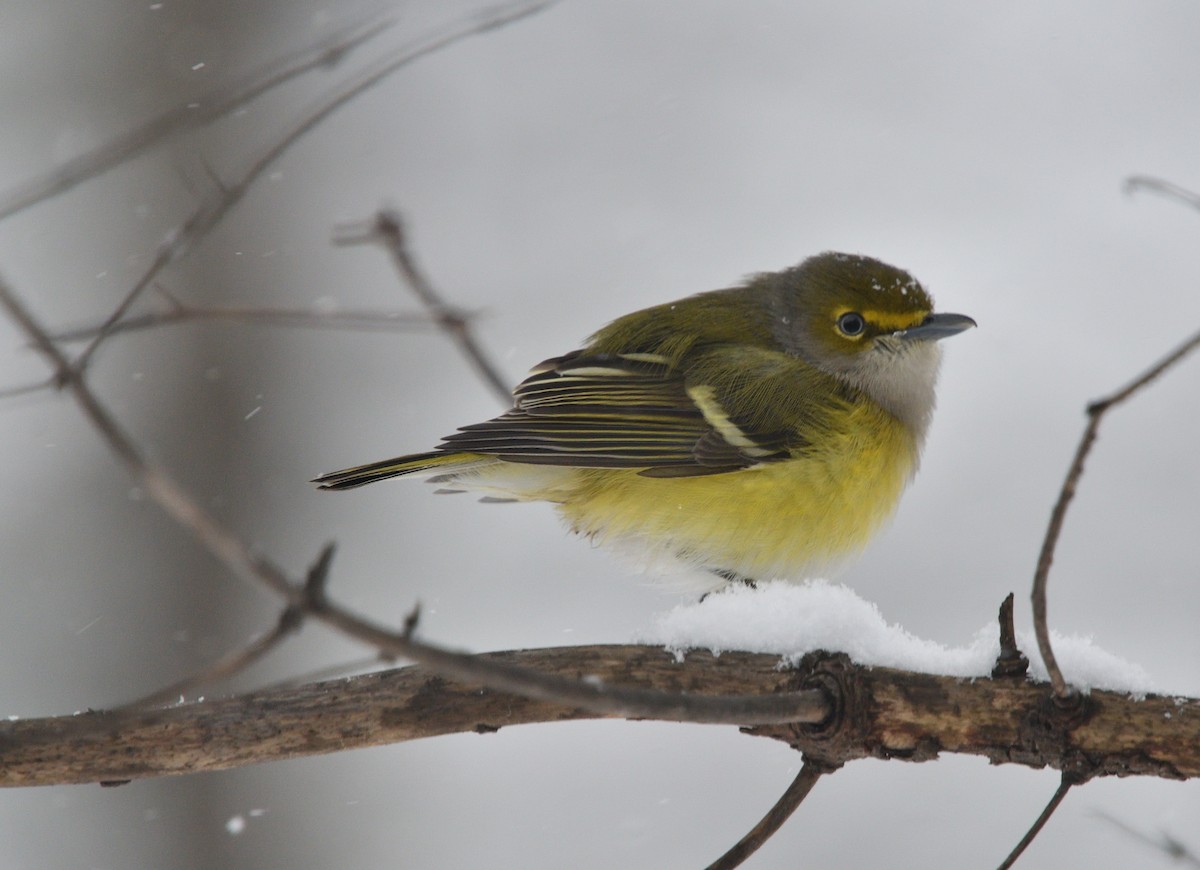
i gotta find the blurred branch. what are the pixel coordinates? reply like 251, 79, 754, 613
51, 301, 442, 343
707, 762, 830, 870
2, 647, 1198, 788
0, 376, 56, 400
335, 210, 512, 402
73, 0, 559, 371
1031, 326, 1200, 698
995, 776, 1073, 869
1125, 176, 1200, 213
0, 15, 396, 222
1093, 810, 1200, 867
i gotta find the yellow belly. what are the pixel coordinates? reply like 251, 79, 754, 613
556, 402, 917, 581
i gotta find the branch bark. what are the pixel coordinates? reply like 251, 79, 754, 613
2, 645, 1197, 789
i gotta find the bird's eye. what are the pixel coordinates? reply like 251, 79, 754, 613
837, 312, 866, 337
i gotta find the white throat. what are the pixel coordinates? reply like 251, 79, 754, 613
844, 340, 943, 450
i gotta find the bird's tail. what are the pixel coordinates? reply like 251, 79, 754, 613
313, 450, 469, 490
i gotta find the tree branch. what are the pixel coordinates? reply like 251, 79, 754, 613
2, 646, 1197, 789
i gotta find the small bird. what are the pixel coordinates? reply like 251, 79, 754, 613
315, 252, 974, 590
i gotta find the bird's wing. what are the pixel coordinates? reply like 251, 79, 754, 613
437, 351, 794, 477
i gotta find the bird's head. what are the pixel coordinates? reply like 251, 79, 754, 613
760, 252, 976, 439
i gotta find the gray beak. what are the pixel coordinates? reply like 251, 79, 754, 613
896, 312, 977, 342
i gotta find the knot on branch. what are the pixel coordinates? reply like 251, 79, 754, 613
781, 651, 866, 767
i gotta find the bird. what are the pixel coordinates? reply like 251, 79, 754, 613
314, 252, 974, 591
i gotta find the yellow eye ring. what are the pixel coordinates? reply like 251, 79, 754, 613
836, 311, 866, 337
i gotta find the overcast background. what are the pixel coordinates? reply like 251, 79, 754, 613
1, 1, 1199, 867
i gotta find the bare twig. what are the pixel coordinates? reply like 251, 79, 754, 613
1125, 176, 1200, 213
1031, 327, 1200, 697
1093, 811, 1200, 867
996, 776, 1074, 869
73, 0, 558, 371
706, 762, 830, 870
0, 16, 395, 222
51, 303, 440, 343
335, 210, 512, 402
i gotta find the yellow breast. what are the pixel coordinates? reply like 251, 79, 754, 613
556, 400, 917, 581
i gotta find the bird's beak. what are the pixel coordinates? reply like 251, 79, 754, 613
896, 312, 977, 342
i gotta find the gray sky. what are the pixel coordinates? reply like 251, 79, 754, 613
1, 1, 1198, 867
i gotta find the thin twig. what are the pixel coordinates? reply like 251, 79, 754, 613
50, 304, 440, 343
1125, 176, 1200, 213
996, 776, 1073, 869
0, 16, 395, 223
1031, 327, 1200, 697
706, 762, 830, 870
73, 0, 558, 371
335, 210, 512, 402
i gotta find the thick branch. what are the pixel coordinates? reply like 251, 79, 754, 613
2, 646, 1197, 789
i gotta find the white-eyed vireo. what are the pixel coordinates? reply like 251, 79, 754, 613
316, 252, 974, 589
